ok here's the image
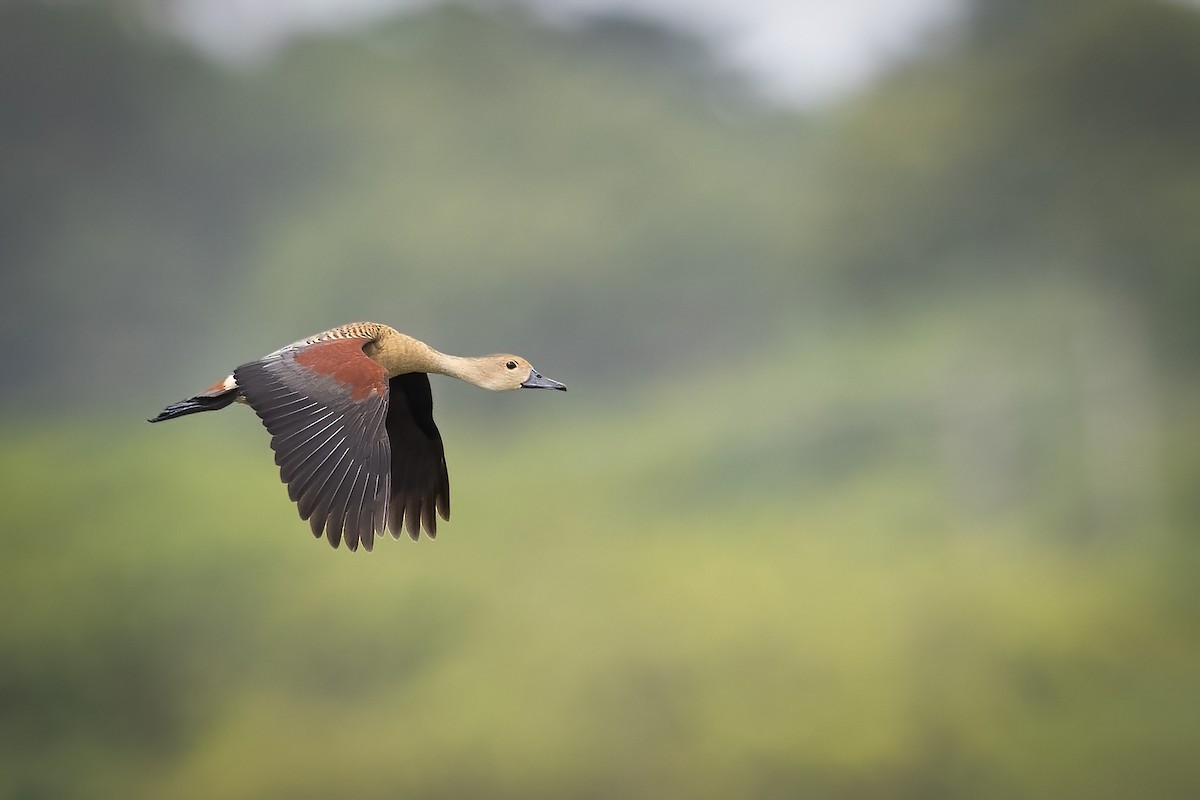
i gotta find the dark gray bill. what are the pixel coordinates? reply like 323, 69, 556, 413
521, 369, 567, 391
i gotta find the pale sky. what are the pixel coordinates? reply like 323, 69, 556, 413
157, 0, 968, 107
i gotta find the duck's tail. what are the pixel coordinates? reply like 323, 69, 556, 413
148, 378, 239, 423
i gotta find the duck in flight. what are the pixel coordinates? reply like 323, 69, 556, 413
150, 322, 566, 551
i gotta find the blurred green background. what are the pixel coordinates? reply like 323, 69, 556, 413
3, 0, 1200, 797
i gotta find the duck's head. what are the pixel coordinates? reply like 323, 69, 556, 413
475, 355, 567, 392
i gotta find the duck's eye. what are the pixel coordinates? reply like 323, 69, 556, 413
505, 360, 518, 370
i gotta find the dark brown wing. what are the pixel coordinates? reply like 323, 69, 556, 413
235, 337, 390, 551
386, 373, 450, 541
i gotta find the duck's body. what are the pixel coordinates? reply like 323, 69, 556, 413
150, 322, 565, 551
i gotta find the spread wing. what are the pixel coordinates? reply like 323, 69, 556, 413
235, 337, 390, 551
386, 373, 451, 540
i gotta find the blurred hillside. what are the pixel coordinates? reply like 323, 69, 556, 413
4, 0, 1197, 407
2, 1, 1199, 798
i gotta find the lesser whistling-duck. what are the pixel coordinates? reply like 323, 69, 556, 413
150, 322, 566, 551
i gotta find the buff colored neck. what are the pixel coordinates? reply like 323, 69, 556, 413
369, 330, 494, 389
428, 352, 488, 385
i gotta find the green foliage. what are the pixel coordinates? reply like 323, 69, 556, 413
4, 286, 1200, 798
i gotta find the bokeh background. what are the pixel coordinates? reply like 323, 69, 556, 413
3, 0, 1199, 797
